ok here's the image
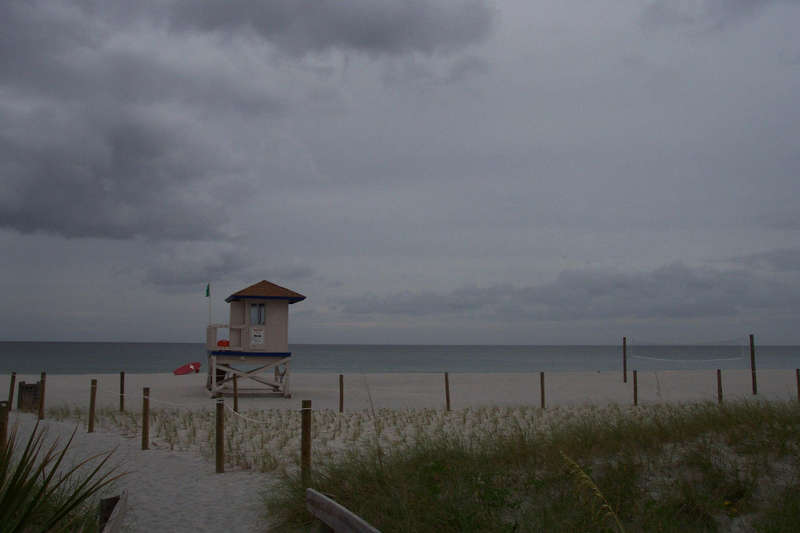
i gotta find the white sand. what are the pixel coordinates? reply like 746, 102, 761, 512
8, 411, 271, 532
2, 369, 798, 532
2, 369, 797, 412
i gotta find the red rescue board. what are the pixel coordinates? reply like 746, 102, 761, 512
173, 361, 202, 375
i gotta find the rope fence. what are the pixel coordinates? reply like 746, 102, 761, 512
95, 387, 201, 409
629, 355, 745, 363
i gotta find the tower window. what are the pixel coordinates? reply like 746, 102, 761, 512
250, 303, 265, 325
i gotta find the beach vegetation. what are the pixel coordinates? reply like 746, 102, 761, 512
262, 400, 800, 532
0, 422, 122, 532
45, 398, 800, 531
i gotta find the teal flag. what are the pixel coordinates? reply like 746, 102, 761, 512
205, 283, 210, 297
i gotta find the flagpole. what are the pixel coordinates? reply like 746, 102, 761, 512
208, 283, 212, 325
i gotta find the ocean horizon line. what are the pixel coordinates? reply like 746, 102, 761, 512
2, 340, 794, 346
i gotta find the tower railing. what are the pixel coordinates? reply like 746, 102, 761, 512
205, 324, 246, 350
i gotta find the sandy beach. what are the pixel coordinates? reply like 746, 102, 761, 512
2, 369, 798, 412
3, 369, 799, 532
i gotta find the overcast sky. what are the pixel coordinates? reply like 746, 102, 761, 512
2, 0, 799, 344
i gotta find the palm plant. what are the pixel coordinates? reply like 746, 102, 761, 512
0, 422, 123, 532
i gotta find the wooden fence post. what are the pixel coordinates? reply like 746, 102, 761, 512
540, 371, 545, 409
633, 370, 638, 406
0, 400, 8, 446
750, 334, 757, 395
216, 395, 224, 474
339, 374, 344, 414
233, 375, 239, 413
88, 379, 97, 433
141, 387, 149, 451
38, 372, 46, 420
301, 399, 312, 486
716, 369, 723, 404
444, 372, 451, 412
120, 372, 125, 412
7, 372, 15, 410
623, 337, 627, 383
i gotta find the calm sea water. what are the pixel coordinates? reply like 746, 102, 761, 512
1, 342, 798, 374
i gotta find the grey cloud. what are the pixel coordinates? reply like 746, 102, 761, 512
2, 0, 800, 345
144, 241, 317, 291
779, 49, 800, 67
444, 56, 489, 83
0, 99, 236, 239
145, 242, 249, 289
381, 59, 437, 86
381, 54, 490, 87
168, 0, 495, 56
735, 248, 800, 272
343, 284, 507, 316
268, 265, 316, 281
760, 211, 800, 230
523, 264, 764, 321
0, 0, 493, 241
342, 262, 800, 321
230, 263, 317, 290
0, 1, 283, 240
642, 0, 792, 30
0, 3, 283, 113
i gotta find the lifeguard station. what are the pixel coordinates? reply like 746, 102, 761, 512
205, 280, 305, 397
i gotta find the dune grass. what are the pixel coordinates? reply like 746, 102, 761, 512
264, 400, 800, 532
44, 398, 800, 531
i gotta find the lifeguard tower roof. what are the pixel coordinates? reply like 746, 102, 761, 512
225, 280, 306, 304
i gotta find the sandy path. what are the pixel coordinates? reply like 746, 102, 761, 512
9, 412, 274, 533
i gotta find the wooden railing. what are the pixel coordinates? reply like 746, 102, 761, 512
305, 488, 381, 533
205, 324, 246, 350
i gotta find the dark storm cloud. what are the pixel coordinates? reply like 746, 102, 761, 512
642, 0, 794, 30
0, 1, 274, 239
342, 262, 800, 321
0, 3, 283, 112
0, 0, 493, 241
168, 0, 495, 56
0, 99, 238, 239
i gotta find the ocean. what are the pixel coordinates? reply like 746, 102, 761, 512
1, 342, 798, 375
